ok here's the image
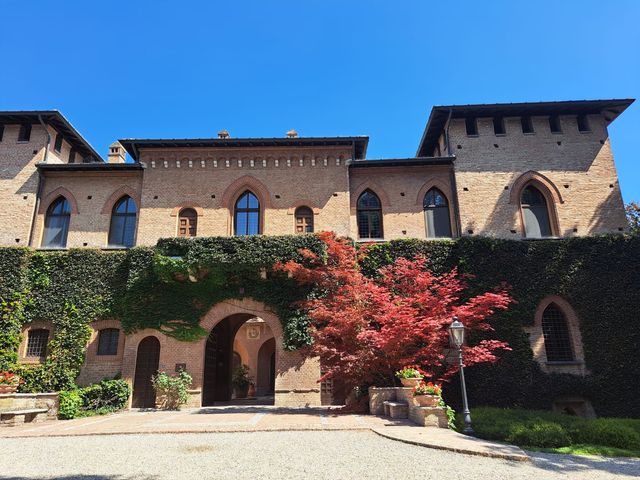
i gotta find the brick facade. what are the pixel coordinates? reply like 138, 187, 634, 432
1, 100, 633, 407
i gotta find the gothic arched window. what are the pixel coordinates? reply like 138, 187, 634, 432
357, 190, 383, 239
109, 196, 137, 247
423, 188, 452, 238
521, 185, 552, 238
42, 196, 71, 248
235, 191, 260, 235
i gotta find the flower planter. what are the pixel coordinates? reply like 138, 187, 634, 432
234, 384, 249, 399
0, 385, 18, 394
400, 378, 422, 388
413, 394, 440, 407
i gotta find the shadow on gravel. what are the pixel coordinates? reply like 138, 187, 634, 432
192, 406, 344, 416
0, 476, 159, 480
528, 451, 640, 477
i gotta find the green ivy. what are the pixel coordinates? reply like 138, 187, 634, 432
361, 235, 640, 418
0, 234, 638, 418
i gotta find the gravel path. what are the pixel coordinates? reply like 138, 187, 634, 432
0, 431, 638, 480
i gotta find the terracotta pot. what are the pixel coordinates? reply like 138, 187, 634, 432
247, 384, 256, 398
234, 384, 249, 399
0, 385, 18, 394
414, 394, 440, 407
400, 378, 422, 388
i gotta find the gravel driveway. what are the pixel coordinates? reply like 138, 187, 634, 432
1, 431, 638, 480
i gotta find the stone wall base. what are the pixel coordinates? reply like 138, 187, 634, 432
0, 393, 59, 426
369, 387, 448, 428
274, 389, 321, 407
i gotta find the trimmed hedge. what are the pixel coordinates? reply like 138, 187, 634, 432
1, 234, 638, 418
462, 407, 640, 451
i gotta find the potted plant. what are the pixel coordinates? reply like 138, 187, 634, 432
232, 364, 253, 399
0, 371, 21, 394
395, 365, 424, 388
413, 381, 442, 407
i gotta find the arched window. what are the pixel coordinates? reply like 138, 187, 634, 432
423, 188, 452, 238
108, 196, 137, 247
357, 190, 383, 239
542, 303, 574, 362
521, 185, 552, 238
42, 197, 71, 248
294, 206, 314, 234
97, 328, 120, 356
234, 191, 260, 235
178, 208, 198, 237
26, 329, 49, 358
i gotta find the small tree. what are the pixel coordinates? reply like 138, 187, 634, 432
275, 233, 512, 396
626, 202, 640, 235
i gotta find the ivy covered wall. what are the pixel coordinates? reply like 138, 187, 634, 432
0, 234, 638, 417
361, 235, 640, 418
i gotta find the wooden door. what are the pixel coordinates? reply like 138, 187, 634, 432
132, 336, 160, 408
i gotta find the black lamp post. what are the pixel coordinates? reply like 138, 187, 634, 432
449, 316, 474, 435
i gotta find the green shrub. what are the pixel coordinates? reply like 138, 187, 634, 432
506, 421, 571, 448
571, 419, 640, 450
58, 390, 82, 419
80, 379, 131, 413
466, 407, 640, 451
152, 370, 192, 410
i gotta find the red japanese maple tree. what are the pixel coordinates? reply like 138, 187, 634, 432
276, 232, 512, 396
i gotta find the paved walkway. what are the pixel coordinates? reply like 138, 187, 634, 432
0, 405, 528, 461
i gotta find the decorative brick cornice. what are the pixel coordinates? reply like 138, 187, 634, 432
39, 186, 80, 214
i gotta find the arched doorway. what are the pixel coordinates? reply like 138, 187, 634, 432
132, 336, 160, 408
202, 314, 275, 406
257, 337, 276, 395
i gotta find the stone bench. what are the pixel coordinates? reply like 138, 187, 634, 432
383, 401, 408, 419
1, 408, 48, 426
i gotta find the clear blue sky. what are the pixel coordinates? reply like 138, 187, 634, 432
1, 1, 638, 201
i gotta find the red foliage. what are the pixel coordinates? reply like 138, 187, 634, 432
275, 232, 512, 393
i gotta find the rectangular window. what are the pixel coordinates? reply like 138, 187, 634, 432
54, 133, 63, 153
0, 125, 4, 142
68, 149, 76, 164
97, 329, 119, 356
577, 114, 590, 133
549, 115, 562, 133
521, 116, 534, 134
465, 117, 478, 136
18, 124, 32, 142
26, 329, 49, 358
493, 117, 506, 135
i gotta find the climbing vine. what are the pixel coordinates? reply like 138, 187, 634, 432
0, 233, 638, 418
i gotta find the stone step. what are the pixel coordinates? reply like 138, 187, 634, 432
383, 401, 408, 419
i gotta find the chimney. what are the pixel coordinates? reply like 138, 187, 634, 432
108, 141, 126, 163
218, 130, 230, 139
286, 129, 298, 138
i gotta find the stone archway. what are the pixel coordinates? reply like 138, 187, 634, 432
198, 298, 321, 407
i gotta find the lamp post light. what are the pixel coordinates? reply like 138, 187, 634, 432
449, 316, 474, 435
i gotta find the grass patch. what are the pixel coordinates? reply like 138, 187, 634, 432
527, 444, 640, 458
457, 407, 640, 458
